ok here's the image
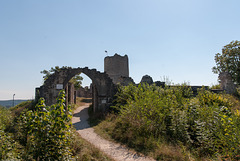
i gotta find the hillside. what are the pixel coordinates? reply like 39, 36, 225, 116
92, 84, 240, 160
0, 100, 29, 108
0, 92, 112, 160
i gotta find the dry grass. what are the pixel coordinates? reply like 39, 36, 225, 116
93, 113, 117, 141
224, 94, 240, 111
91, 113, 205, 161
10, 100, 33, 117
70, 129, 114, 161
76, 97, 92, 106
153, 143, 191, 161
70, 97, 92, 110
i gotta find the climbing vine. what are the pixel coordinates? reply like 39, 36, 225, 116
21, 90, 73, 160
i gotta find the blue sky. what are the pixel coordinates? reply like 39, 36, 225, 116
1, 0, 240, 100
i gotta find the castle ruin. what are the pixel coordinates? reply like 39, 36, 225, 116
104, 54, 129, 84
36, 53, 163, 112
37, 53, 233, 112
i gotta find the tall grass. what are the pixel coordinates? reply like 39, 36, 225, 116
0, 106, 21, 160
98, 83, 240, 160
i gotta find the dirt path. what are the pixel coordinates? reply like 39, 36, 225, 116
72, 104, 155, 161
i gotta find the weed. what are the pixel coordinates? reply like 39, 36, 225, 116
96, 84, 240, 160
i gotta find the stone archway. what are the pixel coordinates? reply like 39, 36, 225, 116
37, 67, 116, 112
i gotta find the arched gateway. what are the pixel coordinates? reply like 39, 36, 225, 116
37, 67, 116, 112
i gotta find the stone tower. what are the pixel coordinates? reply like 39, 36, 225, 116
104, 54, 129, 84
219, 72, 236, 94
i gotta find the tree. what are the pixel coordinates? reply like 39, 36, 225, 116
41, 66, 83, 89
40, 66, 63, 81
212, 40, 240, 85
69, 75, 83, 89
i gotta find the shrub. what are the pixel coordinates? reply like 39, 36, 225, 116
110, 84, 240, 159
0, 106, 21, 160
0, 107, 12, 131
20, 90, 73, 160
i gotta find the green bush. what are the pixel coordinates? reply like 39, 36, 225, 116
0, 106, 21, 160
19, 90, 73, 160
111, 84, 240, 159
1, 90, 112, 160
0, 130, 21, 160
0, 107, 12, 131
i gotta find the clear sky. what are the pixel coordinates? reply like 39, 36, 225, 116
1, 0, 240, 100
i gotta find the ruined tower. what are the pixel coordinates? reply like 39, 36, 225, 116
104, 54, 129, 84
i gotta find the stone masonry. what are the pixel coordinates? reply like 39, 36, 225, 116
219, 72, 236, 94
36, 53, 231, 113
38, 67, 116, 112
104, 54, 129, 84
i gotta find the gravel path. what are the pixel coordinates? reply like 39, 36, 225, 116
72, 104, 155, 161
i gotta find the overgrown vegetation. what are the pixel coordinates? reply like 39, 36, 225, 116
95, 83, 240, 160
0, 91, 111, 160
0, 105, 21, 160
212, 40, 240, 85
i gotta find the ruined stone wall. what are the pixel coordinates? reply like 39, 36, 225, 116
66, 83, 75, 105
104, 54, 129, 84
76, 86, 92, 98
219, 72, 236, 94
38, 67, 116, 112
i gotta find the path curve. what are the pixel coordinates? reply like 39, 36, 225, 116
72, 104, 155, 161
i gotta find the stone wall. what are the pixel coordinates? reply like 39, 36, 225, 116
76, 86, 92, 98
66, 82, 75, 105
140, 75, 165, 87
141, 75, 154, 85
37, 54, 234, 114
104, 54, 129, 84
219, 72, 236, 94
38, 67, 116, 112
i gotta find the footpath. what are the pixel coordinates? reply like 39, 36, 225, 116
72, 104, 155, 161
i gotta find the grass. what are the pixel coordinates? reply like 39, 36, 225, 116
70, 128, 113, 161
224, 94, 240, 111
70, 97, 92, 110
1, 98, 113, 161
10, 100, 34, 117
92, 113, 196, 161
92, 113, 116, 142
89, 84, 240, 161
88, 105, 108, 127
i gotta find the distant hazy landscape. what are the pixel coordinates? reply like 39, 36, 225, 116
0, 100, 29, 108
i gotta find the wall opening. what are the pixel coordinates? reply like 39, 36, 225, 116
65, 73, 93, 111
38, 67, 116, 112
